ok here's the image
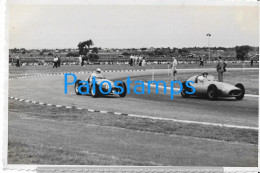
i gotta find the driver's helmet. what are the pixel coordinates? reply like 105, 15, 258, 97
96, 68, 101, 73
202, 72, 208, 76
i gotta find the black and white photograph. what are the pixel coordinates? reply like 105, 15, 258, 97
1, 0, 259, 172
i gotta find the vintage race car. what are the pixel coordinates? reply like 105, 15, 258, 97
181, 74, 245, 100
74, 76, 127, 98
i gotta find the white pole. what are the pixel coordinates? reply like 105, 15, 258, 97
152, 67, 154, 81
208, 36, 211, 62
207, 33, 211, 63
168, 64, 169, 75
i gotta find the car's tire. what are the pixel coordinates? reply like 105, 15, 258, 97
207, 84, 218, 100
235, 83, 245, 100
181, 81, 190, 98
75, 80, 82, 95
90, 84, 100, 98
118, 82, 127, 97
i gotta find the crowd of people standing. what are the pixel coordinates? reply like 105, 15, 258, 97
129, 54, 146, 66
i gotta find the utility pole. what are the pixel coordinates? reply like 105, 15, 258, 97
206, 33, 211, 62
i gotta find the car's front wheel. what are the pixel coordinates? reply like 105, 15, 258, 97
181, 81, 190, 98
75, 80, 82, 95
207, 84, 218, 100
90, 84, 100, 98
235, 83, 245, 100
118, 82, 127, 97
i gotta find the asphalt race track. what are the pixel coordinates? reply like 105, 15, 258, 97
9, 68, 258, 127
8, 68, 258, 166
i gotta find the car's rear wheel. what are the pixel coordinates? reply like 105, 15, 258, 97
207, 84, 218, 100
75, 80, 82, 95
235, 83, 245, 100
181, 81, 190, 98
118, 82, 127, 97
90, 84, 100, 98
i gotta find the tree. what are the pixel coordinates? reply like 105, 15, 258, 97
78, 39, 94, 55
78, 39, 95, 61
92, 47, 98, 54
235, 45, 252, 61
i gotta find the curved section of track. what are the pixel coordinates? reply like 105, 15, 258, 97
9, 68, 258, 128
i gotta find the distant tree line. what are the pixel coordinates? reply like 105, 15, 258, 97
9, 45, 258, 61
235, 45, 252, 61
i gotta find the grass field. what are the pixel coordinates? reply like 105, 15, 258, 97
8, 99, 257, 165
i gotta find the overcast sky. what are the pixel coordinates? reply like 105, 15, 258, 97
9, 4, 259, 49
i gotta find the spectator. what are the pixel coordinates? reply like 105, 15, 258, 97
138, 56, 142, 66
129, 54, 133, 66
141, 56, 146, 66
133, 55, 137, 66
16, 56, 20, 67
171, 56, 178, 81
215, 56, 226, 82
53, 56, 58, 68
199, 56, 204, 66
78, 55, 82, 66
57, 56, 61, 67
81, 55, 85, 66
250, 56, 254, 66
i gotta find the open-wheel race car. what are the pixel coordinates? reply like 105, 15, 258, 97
74, 76, 127, 98
181, 74, 245, 100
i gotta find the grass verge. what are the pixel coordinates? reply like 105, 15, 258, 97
9, 99, 258, 145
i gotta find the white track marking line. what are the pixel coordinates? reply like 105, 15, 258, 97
245, 94, 259, 98
9, 96, 257, 130
127, 114, 258, 130
114, 112, 122, 115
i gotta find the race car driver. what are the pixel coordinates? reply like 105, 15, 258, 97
89, 68, 103, 82
197, 72, 209, 84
